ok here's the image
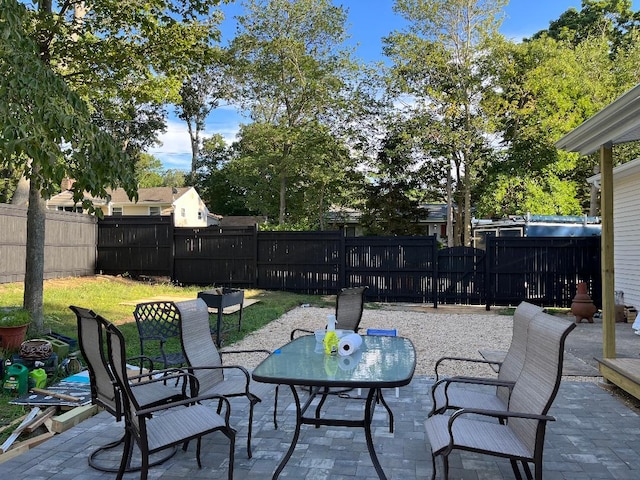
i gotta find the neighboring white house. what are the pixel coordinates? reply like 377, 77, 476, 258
46, 180, 219, 227
588, 157, 640, 310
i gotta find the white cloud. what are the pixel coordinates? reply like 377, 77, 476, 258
147, 113, 241, 171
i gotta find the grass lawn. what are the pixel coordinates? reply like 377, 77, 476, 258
0, 275, 330, 443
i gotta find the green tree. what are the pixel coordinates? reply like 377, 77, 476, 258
228, 0, 362, 226
361, 125, 433, 236
177, 46, 234, 175
477, 31, 640, 217
384, 0, 507, 245
1, 0, 224, 331
136, 154, 165, 188
533, 0, 640, 54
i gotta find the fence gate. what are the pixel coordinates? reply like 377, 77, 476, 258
437, 246, 486, 305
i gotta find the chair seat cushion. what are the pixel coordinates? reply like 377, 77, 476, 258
131, 381, 184, 408
202, 376, 275, 400
424, 414, 533, 460
432, 384, 508, 413
146, 404, 226, 452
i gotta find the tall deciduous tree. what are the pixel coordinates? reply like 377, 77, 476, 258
177, 45, 233, 175
1, 0, 224, 331
228, 0, 362, 226
384, 0, 507, 246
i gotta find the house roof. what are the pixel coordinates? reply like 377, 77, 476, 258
47, 186, 192, 207
107, 187, 191, 205
555, 83, 640, 155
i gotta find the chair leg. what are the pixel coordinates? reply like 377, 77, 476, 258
115, 432, 132, 480
227, 428, 235, 480
196, 437, 203, 468
246, 398, 256, 458
509, 458, 524, 480
431, 451, 437, 480
443, 453, 449, 480
273, 385, 279, 430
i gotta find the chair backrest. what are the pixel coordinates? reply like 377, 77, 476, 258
335, 286, 368, 332
507, 311, 576, 454
133, 301, 181, 350
177, 299, 224, 391
496, 301, 544, 404
71, 305, 120, 418
105, 321, 146, 442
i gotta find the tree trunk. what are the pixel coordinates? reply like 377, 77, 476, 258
446, 167, 454, 247
278, 173, 286, 225
24, 175, 46, 333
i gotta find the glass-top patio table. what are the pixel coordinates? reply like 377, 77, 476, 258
252, 334, 416, 479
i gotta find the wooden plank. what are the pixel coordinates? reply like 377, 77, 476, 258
0, 408, 40, 453
50, 404, 97, 433
597, 357, 640, 400
0, 414, 27, 435
600, 144, 616, 358
31, 387, 81, 402
24, 406, 57, 433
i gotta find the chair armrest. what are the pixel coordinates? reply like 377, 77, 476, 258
221, 348, 272, 356
290, 328, 314, 340
126, 355, 157, 373
449, 406, 556, 425
185, 365, 252, 394
434, 356, 502, 381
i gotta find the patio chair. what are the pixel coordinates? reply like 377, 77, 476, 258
424, 311, 576, 480
290, 286, 369, 340
429, 301, 543, 416
133, 301, 186, 370
176, 298, 278, 459
71, 305, 186, 473
106, 320, 236, 480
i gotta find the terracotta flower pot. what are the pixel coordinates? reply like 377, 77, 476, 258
0, 324, 30, 351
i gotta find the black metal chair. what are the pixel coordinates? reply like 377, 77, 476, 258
290, 286, 369, 340
106, 318, 236, 480
71, 305, 185, 473
177, 298, 278, 459
133, 301, 186, 370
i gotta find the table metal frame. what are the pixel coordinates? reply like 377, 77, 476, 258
252, 335, 416, 479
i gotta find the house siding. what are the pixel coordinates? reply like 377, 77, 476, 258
614, 161, 640, 309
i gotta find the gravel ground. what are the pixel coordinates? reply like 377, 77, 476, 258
223, 305, 515, 378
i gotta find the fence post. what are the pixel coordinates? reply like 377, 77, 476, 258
432, 234, 438, 308
339, 227, 346, 289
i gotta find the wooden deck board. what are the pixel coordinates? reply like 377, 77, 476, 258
596, 357, 640, 400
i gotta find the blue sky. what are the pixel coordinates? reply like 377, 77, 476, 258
149, 0, 636, 170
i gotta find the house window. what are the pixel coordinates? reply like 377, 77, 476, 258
57, 206, 82, 213
149, 206, 161, 216
112, 207, 123, 216
181, 208, 186, 217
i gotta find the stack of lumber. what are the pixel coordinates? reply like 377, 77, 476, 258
0, 403, 97, 463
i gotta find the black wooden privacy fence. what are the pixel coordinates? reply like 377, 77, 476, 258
97, 216, 601, 308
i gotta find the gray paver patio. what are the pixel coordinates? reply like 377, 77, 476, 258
1, 377, 638, 479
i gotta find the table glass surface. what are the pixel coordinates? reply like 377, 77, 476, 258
252, 335, 416, 388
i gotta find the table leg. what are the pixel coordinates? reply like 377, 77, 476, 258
365, 388, 387, 480
273, 384, 302, 479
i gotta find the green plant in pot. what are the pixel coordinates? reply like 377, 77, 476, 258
0, 308, 32, 352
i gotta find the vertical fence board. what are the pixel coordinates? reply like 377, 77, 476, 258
0, 204, 97, 283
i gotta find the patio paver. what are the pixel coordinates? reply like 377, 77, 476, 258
0, 377, 638, 479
